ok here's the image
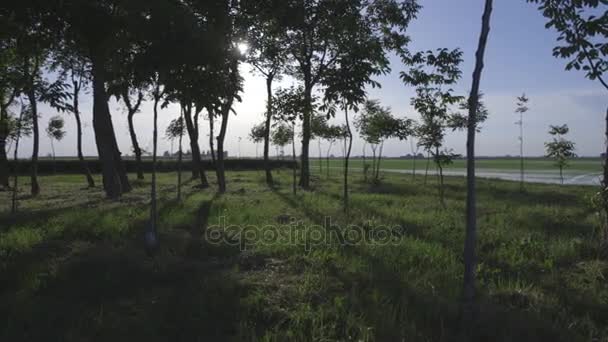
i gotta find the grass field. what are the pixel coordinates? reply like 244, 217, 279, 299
1, 170, 607, 341
312, 157, 604, 173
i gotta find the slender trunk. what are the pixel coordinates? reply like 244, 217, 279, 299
50, 138, 56, 174
127, 113, 144, 180
411, 140, 417, 180
27, 88, 40, 196
520, 111, 524, 191
362, 143, 367, 182
183, 103, 209, 187
462, 0, 493, 325
371, 145, 377, 182
376, 142, 384, 181
603, 105, 608, 242
177, 112, 184, 201
424, 152, 431, 185
91, 53, 130, 198
560, 165, 563, 185
11, 105, 24, 213
292, 123, 297, 195
72, 84, 95, 187
216, 109, 230, 193
0, 106, 9, 188
145, 90, 160, 255
318, 139, 322, 175
264, 76, 274, 186
299, 82, 312, 189
344, 107, 353, 212
208, 108, 216, 167
326, 141, 332, 178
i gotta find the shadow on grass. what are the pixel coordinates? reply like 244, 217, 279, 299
0, 189, 259, 341
334, 245, 577, 342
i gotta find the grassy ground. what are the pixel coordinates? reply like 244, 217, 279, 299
312, 157, 603, 173
0, 169, 606, 341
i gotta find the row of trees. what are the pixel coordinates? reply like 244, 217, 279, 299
0, 0, 604, 329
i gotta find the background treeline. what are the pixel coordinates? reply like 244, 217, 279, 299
7, 158, 297, 175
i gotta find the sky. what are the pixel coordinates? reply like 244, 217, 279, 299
11, 0, 607, 159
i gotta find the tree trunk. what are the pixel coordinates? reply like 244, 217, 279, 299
371, 145, 377, 182
11, 104, 24, 213
0, 106, 9, 189
376, 142, 384, 181
207, 107, 216, 167
145, 90, 160, 255
344, 107, 353, 212
27, 88, 40, 196
183, 103, 209, 187
560, 165, 563, 185
424, 152, 431, 185
216, 109, 230, 194
362, 143, 367, 182
128, 112, 144, 180
462, 0, 493, 325
91, 53, 130, 199
318, 139, 322, 175
292, 123, 297, 196
411, 140, 417, 180
72, 84, 95, 187
603, 105, 608, 243
177, 112, 184, 201
264, 76, 274, 186
326, 142, 332, 178
299, 82, 312, 189
50, 138, 56, 174
519, 111, 524, 191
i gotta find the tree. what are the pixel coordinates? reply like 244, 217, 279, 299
356, 99, 413, 183
321, 125, 344, 178
311, 114, 328, 175
462, 0, 493, 326
166, 113, 186, 200
528, 0, 608, 236
275, 0, 420, 189
51, 50, 95, 187
515, 94, 530, 191
401, 48, 464, 206
271, 123, 293, 161
10, 101, 32, 213
45, 115, 66, 170
118, 87, 145, 180
545, 124, 576, 184
241, 1, 288, 186
0, 42, 21, 190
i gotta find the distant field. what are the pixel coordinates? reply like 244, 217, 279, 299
312, 157, 603, 173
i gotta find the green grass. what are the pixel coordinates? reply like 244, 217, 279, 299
0, 169, 606, 341
312, 157, 603, 173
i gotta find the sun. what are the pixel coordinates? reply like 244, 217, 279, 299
237, 42, 249, 55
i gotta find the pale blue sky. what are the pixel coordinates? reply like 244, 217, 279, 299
13, 0, 607, 159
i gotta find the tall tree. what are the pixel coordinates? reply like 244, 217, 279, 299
528, 0, 607, 232
401, 48, 464, 207
10, 101, 32, 213
545, 124, 576, 184
45, 115, 66, 170
166, 113, 186, 200
462, 0, 493, 326
52, 50, 96, 187
515, 93, 530, 191
276, 0, 420, 189
54, 0, 136, 198
242, 1, 287, 186
120, 88, 145, 180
